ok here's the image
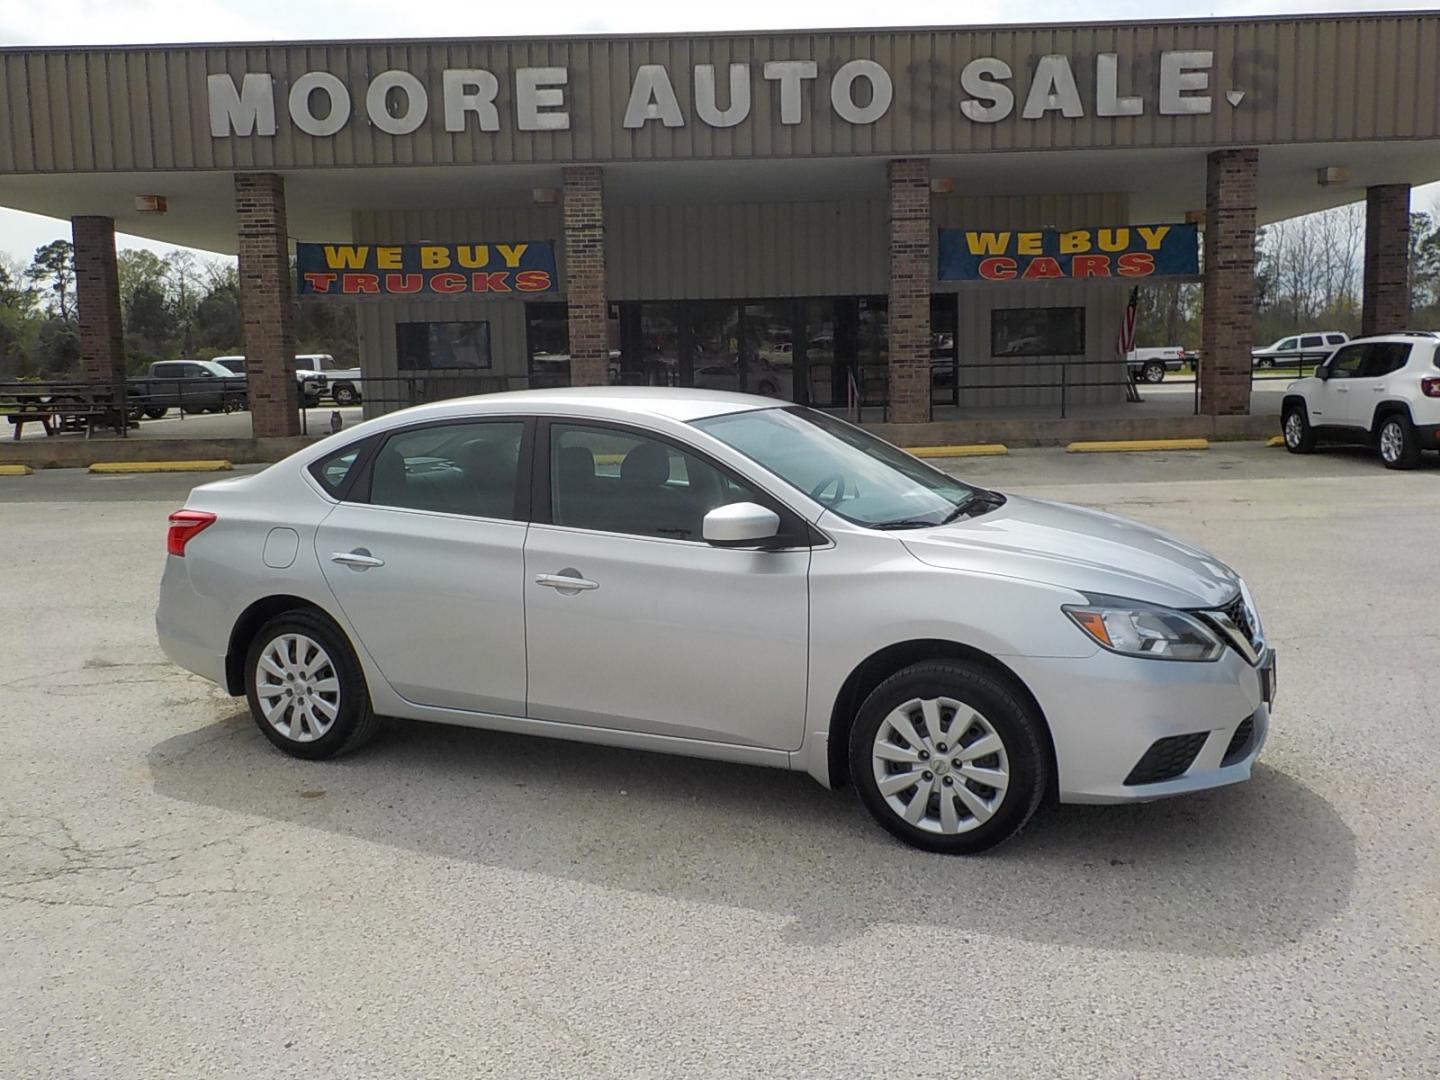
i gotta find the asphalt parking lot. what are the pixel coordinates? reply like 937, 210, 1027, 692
3, 443, 1438, 1078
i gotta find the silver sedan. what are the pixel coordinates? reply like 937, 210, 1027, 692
156, 388, 1274, 853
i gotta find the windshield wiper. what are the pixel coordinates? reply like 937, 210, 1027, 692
872, 489, 1007, 530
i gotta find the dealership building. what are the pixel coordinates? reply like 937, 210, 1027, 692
1, 12, 1438, 439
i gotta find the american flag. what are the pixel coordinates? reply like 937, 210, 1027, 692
1117, 286, 1139, 359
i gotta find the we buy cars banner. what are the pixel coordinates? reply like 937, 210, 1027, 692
937, 223, 1199, 283
296, 241, 559, 298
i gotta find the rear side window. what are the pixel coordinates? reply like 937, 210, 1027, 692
1300, 335, 1323, 348
1361, 342, 1411, 377
153, 362, 180, 378
1326, 334, 1347, 345
368, 421, 525, 520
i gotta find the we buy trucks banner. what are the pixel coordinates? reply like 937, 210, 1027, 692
296, 241, 559, 298
937, 223, 1199, 282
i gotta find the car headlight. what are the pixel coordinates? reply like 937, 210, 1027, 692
1063, 596, 1224, 661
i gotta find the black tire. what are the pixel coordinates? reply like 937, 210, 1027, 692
848, 660, 1049, 855
1282, 404, 1316, 454
333, 384, 359, 407
144, 406, 169, 420
243, 609, 381, 761
1376, 413, 1421, 470
1141, 361, 1165, 384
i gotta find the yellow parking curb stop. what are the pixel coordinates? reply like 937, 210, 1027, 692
1066, 439, 1209, 454
908, 444, 1009, 458
1266, 435, 1285, 447
0, 463, 34, 476
89, 460, 234, 474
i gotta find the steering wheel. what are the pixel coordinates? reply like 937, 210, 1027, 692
810, 474, 848, 506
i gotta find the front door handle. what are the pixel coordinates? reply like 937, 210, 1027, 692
1335, 385, 1349, 393
1372, 385, 1386, 392
331, 549, 385, 569
535, 571, 599, 592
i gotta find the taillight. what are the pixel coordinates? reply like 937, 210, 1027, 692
1421, 376, 1440, 398
167, 509, 216, 556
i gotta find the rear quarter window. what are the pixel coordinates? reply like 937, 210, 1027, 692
308, 438, 376, 499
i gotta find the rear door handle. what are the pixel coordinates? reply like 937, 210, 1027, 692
535, 572, 599, 592
331, 549, 385, 569
1372, 385, 1386, 392
1335, 386, 1349, 392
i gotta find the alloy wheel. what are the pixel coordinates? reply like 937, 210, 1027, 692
1379, 420, 1404, 464
871, 697, 1010, 835
254, 633, 341, 743
1284, 411, 1303, 447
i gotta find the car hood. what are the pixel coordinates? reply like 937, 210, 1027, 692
900, 494, 1241, 610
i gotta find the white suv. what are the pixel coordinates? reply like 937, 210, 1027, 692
1281, 332, 1440, 469
1253, 331, 1348, 369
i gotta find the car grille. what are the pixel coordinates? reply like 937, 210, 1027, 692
1222, 593, 1262, 652
1222, 715, 1256, 765
1123, 732, 1209, 786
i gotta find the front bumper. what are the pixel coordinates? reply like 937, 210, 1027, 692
1005, 645, 1271, 804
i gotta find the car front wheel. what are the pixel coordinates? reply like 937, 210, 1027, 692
1282, 406, 1316, 453
333, 384, 360, 407
1377, 414, 1420, 470
244, 610, 381, 760
849, 660, 1048, 854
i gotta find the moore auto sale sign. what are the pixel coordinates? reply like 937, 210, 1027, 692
208, 49, 1242, 139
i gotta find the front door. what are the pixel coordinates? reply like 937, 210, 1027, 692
1310, 343, 1367, 426
523, 420, 811, 750
316, 418, 531, 714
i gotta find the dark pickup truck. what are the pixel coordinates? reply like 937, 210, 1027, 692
127, 360, 248, 418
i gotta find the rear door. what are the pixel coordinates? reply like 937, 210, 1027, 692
315, 417, 532, 714
1347, 342, 1413, 427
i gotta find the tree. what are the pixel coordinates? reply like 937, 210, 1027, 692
1410, 210, 1440, 321
27, 240, 76, 321
192, 263, 241, 355
0, 257, 41, 378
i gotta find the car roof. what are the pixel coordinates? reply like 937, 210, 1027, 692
369, 386, 785, 427
1340, 331, 1440, 345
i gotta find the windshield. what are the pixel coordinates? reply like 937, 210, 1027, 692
693, 407, 981, 528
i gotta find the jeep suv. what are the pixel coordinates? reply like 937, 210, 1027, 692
1281, 332, 1440, 469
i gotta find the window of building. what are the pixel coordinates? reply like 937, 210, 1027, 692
526, 302, 569, 388
395, 321, 491, 371
991, 307, 1086, 358
367, 421, 524, 520
550, 423, 763, 541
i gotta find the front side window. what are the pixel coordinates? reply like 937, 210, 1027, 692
694, 407, 984, 529
1328, 344, 1367, 378
367, 421, 523, 520
550, 424, 763, 541
1277, 338, 1299, 351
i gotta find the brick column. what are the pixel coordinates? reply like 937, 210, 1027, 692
1200, 149, 1258, 416
563, 166, 608, 387
236, 173, 300, 438
1362, 184, 1411, 336
887, 159, 932, 424
71, 216, 126, 400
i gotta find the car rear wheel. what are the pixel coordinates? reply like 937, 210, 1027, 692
244, 610, 380, 760
849, 660, 1048, 854
1377, 414, 1420, 470
1282, 406, 1315, 454
143, 406, 168, 420
1141, 361, 1165, 383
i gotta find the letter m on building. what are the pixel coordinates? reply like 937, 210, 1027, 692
208, 73, 277, 137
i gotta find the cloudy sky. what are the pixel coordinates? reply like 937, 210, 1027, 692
0, 0, 1434, 266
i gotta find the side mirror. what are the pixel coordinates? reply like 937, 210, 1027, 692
1314, 365, 1329, 381
703, 502, 781, 547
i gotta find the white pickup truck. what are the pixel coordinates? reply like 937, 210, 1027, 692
1126, 346, 1187, 384
294, 354, 363, 406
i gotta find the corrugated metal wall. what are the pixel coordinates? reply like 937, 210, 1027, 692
2, 14, 1437, 173
938, 192, 1129, 406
